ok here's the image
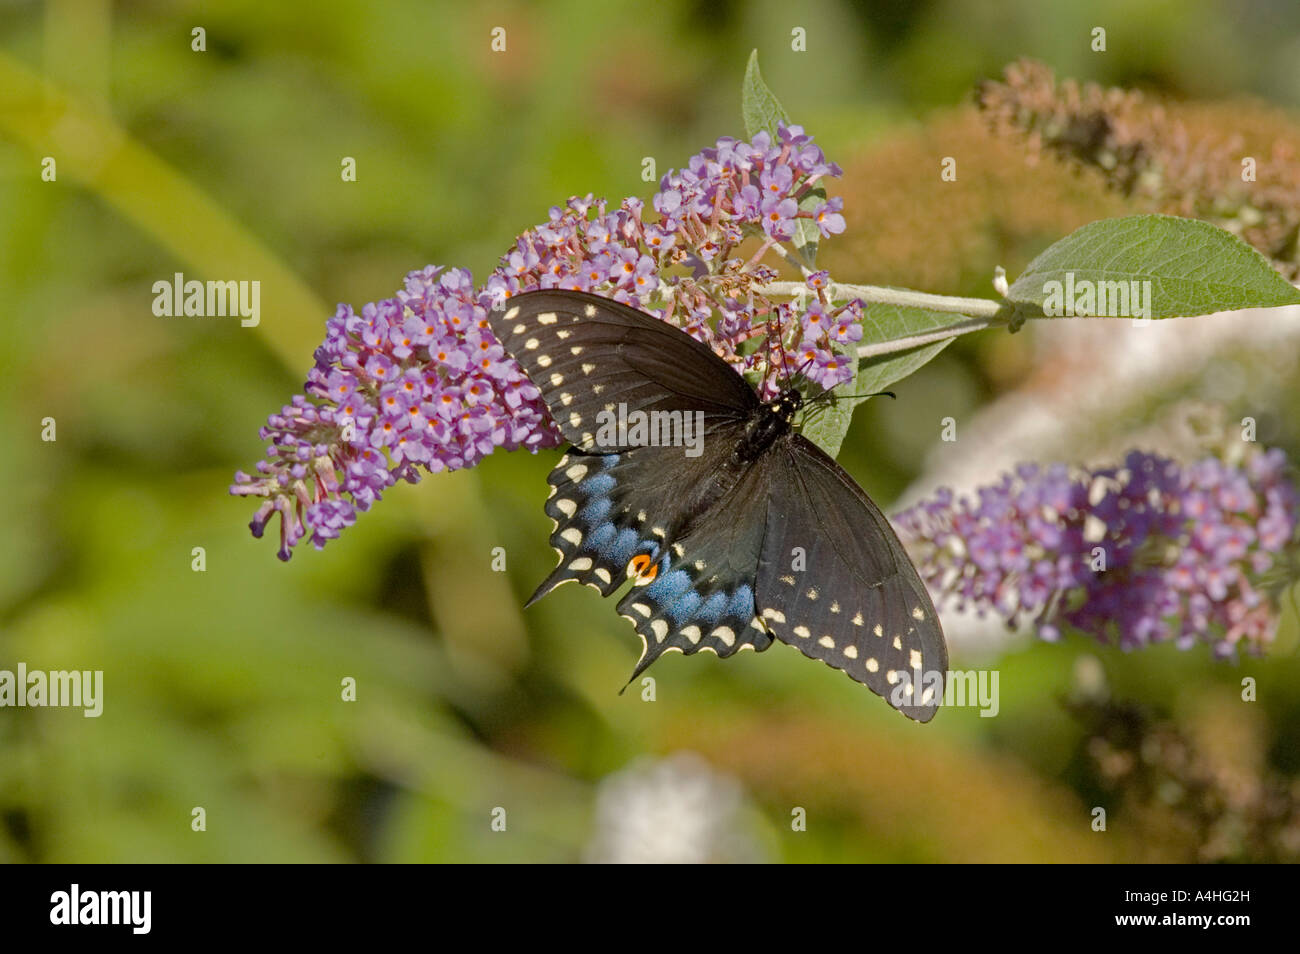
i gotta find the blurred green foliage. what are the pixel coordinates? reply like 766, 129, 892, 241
2, 0, 1299, 862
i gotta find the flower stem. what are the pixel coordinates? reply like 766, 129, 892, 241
759, 280, 1005, 317
854, 316, 1000, 358
755, 280, 1015, 359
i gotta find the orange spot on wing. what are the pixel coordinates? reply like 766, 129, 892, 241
630, 553, 658, 583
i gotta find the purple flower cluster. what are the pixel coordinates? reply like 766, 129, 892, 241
234, 124, 860, 559
230, 266, 560, 559
894, 449, 1299, 655
483, 125, 855, 394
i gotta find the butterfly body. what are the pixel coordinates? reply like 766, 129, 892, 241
660, 391, 800, 536
489, 290, 947, 721
737, 389, 801, 462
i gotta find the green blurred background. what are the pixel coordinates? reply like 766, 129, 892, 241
3, 0, 1300, 862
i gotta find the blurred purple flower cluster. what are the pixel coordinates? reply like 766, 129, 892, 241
894, 449, 1299, 655
233, 124, 857, 559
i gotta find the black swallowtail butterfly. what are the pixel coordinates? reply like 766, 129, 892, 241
489, 290, 948, 721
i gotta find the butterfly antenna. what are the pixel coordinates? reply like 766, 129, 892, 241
808, 388, 897, 407
784, 353, 816, 395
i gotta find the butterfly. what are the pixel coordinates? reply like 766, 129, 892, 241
488, 290, 948, 721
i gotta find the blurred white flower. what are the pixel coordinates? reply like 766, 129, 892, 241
584, 752, 766, 864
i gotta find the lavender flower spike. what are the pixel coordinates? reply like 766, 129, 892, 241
893, 449, 1299, 656
230, 267, 560, 560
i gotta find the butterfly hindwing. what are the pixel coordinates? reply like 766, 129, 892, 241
528, 450, 653, 602
528, 424, 748, 604
615, 449, 776, 679
488, 290, 758, 450
756, 434, 948, 722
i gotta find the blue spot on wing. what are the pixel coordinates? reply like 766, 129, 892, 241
646, 568, 692, 602
664, 589, 702, 626
580, 496, 613, 524
587, 522, 617, 552
582, 473, 615, 496
726, 584, 754, 619
604, 528, 650, 567
696, 591, 728, 626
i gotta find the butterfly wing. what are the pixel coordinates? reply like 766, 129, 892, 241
755, 434, 948, 722
528, 425, 746, 604
613, 445, 776, 679
488, 290, 758, 450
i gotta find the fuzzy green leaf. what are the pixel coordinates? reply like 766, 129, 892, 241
1008, 214, 1300, 318
855, 303, 958, 393
741, 50, 789, 140
799, 302, 958, 457
799, 350, 858, 459
793, 186, 825, 269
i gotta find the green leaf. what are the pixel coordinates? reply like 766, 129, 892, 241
1007, 214, 1300, 319
741, 51, 816, 265
793, 186, 825, 269
855, 303, 959, 392
799, 302, 959, 457
799, 351, 858, 459
741, 50, 789, 140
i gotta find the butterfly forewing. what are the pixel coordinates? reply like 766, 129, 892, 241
488, 290, 757, 451
756, 435, 948, 721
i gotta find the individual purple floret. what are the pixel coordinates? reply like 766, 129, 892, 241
234, 124, 860, 558
893, 449, 1299, 655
